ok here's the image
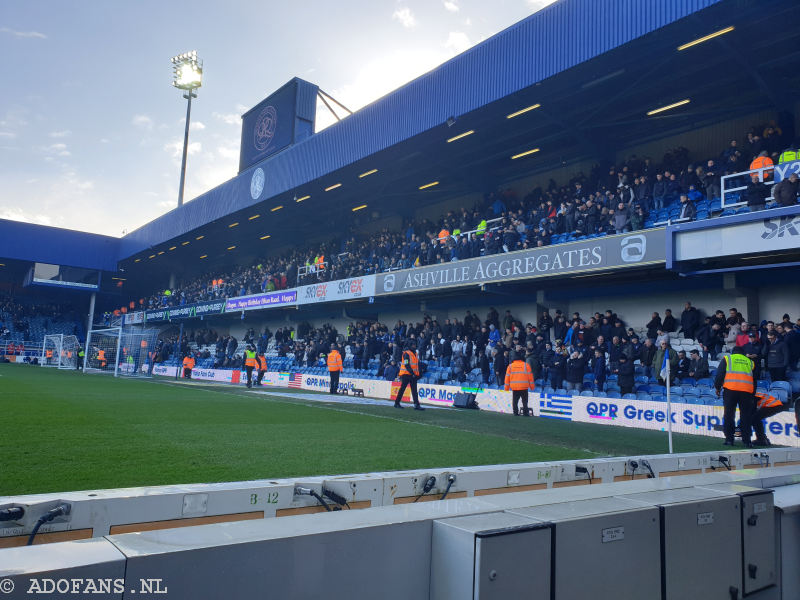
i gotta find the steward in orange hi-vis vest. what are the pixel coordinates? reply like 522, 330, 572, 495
505, 353, 535, 416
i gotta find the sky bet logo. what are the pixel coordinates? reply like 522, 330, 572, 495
761, 216, 800, 240
338, 278, 363, 295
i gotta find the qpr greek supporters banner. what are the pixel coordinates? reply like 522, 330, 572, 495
297, 275, 376, 305
375, 229, 665, 295
225, 290, 297, 312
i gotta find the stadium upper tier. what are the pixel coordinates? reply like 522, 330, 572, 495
120, 123, 797, 312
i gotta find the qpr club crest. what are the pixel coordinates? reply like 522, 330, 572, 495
250, 168, 265, 200
253, 105, 277, 152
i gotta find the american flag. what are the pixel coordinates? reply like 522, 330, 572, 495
288, 373, 304, 389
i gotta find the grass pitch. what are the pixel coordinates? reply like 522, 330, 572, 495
0, 364, 723, 496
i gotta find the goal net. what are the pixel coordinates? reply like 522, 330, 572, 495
41, 334, 80, 369
118, 327, 161, 378
84, 327, 122, 376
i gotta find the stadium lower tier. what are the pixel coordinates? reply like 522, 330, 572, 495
150, 364, 800, 448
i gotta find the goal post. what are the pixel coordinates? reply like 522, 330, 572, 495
118, 327, 161, 377
84, 327, 122, 376
41, 334, 63, 367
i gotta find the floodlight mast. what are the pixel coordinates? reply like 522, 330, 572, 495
171, 51, 203, 208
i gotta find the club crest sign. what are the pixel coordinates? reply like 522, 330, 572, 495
254, 105, 277, 151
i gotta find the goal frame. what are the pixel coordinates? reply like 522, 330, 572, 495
84, 326, 122, 377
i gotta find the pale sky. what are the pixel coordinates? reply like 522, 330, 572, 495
0, 0, 555, 236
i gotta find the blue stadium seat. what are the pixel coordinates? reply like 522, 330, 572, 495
770, 381, 792, 396
555, 388, 567, 396
636, 393, 651, 401
594, 391, 607, 398
696, 378, 713, 387
650, 395, 665, 402
623, 393, 637, 400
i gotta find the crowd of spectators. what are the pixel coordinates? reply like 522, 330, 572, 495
0, 295, 80, 342
123, 122, 798, 313
209, 302, 799, 392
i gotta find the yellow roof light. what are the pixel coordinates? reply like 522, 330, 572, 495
446, 130, 475, 143
296, 195, 310, 202
270, 205, 283, 212
248, 214, 260, 220
229, 222, 239, 228
352, 204, 368, 212
199, 254, 207, 259
168, 246, 177, 251
419, 181, 439, 190
647, 99, 690, 116
227, 245, 236, 251
148, 254, 156, 259
359, 169, 378, 178
134, 258, 141, 263
511, 148, 540, 160
506, 103, 541, 119
182, 241, 190, 246
677, 26, 734, 51
260, 234, 271, 240
157, 251, 165, 255
325, 183, 342, 191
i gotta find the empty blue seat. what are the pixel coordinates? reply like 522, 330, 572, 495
543, 387, 555, 395
582, 390, 594, 397
770, 381, 792, 396
636, 393, 651, 401
594, 391, 607, 398
555, 388, 567, 396
683, 387, 701, 397
607, 374, 618, 382
635, 375, 649, 384
680, 378, 696, 386
651, 395, 665, 402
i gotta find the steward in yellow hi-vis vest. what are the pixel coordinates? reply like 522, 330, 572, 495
715, 347, 755, 447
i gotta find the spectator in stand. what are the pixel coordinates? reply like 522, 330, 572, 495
765, 331, 789, 381
616, 354, 635, 395
772, 173, 799, 207
591, 349, 606, 392
736, 322, 754, 347
689, 349, 709, 379
680, 302, 701, 339
383, 360, 399, 381
640, 338, 657, 378
646, 312, 662, 340
653, 339, 679, 385
678, 194, 696, 221
662, 309, 677, 333
565, 351, 587, 392
745, 174, 770, 211
538, 310, 553, 341
743, 332, 764, 380
675, 351, 691, 379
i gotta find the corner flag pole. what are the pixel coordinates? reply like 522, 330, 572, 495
665, 352, 674, 454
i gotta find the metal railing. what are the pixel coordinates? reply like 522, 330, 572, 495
721, 164, 776, 209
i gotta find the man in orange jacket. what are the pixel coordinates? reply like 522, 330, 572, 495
394, 343, 424, 410
256, 352, 268, 386
751, 391, 784, 447
327, 344, 343, 395
182, 354, 195, 379
504, 351, 536, 416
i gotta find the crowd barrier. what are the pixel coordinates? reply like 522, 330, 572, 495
153, 365, 800, 447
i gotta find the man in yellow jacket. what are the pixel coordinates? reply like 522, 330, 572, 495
504, 351, 535, 416
327, 344, 343, 395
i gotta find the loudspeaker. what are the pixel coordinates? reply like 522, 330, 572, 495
453, 392, 478, 409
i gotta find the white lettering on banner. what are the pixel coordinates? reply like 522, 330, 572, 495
147, 366, 800, 447
297, 275, 376, 305
774, 159, 800, 182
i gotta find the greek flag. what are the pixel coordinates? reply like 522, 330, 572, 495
660, 350, 670, 380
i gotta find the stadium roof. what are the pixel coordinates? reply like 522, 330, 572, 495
118, 0, 799, 275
